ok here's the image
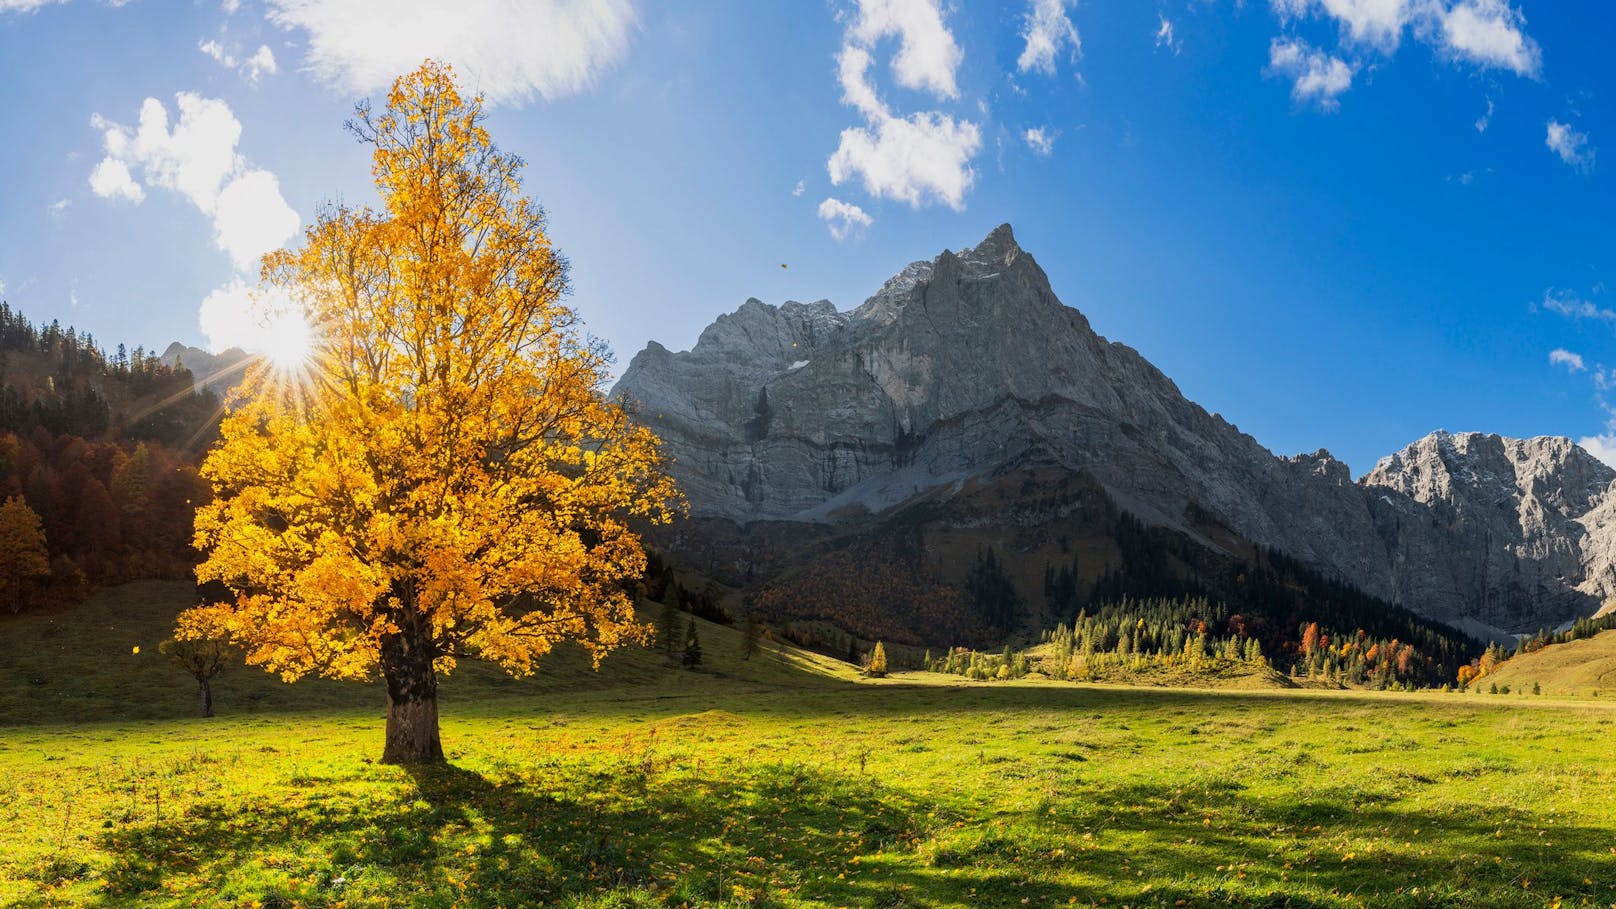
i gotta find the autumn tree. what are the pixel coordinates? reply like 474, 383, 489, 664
177, 62, 678, 764
0, 496, 49, 612
866, 640, 888, 677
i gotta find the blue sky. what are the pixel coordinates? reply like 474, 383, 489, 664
0, 0, 1611, 475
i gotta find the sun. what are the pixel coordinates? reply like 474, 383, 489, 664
256, 305, 316, 375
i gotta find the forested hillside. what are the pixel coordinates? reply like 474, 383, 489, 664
0, 302, 219, 610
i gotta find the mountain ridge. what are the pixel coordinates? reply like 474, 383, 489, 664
614, 224, 1616, 638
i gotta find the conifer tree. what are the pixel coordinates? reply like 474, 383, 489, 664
658, 584, 682, 659
867, 641, 888, 677
681, 616, 702, 668
740, 611, 761, 660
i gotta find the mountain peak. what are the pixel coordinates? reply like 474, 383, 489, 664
958, 223, 1020, 266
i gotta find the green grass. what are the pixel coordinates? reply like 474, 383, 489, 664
1482, 630, 1616, 698
4, 584, 1616, 908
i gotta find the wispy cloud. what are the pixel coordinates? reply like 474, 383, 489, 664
817, 197, 872, 241
1023, 126, 1056, 157
1268, 38, 1353, 110
1265, 0, 1540, 107
1577, 433, 1616, 468
1018, 0, 1080, 76
1546, 120, 1595, 171
1155, 15, 1180, 54
200, 38, 279, 84
1550, 349, 1586, 373
1540, 288, 1613, 321
263, 0, 639, 106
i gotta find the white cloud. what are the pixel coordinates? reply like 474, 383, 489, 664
1269, 0, 1540, 86
1018, 0, 1080, 75
826, 0, 980, 211
91, 93, 303, 351
91, 93, 300, 271
221, 0, 240, 13
829, 113, 981, 209
243, 44, 279, 82
213, 170, 301, 272
89, 157, 144, 202
1155, 15, 1180, 54
1475, 96, 1493, 133
49, 198, 70, 216
817, 197, 872, 241
1540, 288, 1614, 321
1271, 0, 1409, 51
199, 277, 302, 353
1438, 0, 1539, 76
1023, 126, 1056, 157
1550, 349, 1586, 373
1546, 120, 1595, 171
199, 38, 232, 66
0, 0, 67, 12
200, 38, 280, 84
1578, 434, 1616, 469
264, 0, 639, 106
1268, 38, 1353, 109
792, 180, 804, 197
837, 45, 888, 121
846, 0, 962, 99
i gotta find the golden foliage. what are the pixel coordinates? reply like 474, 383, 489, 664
0, 495, 50, 612
180, 61, 678, 683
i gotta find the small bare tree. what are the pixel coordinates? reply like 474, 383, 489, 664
160, 636, 235, 718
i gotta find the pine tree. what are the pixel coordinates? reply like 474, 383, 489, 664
681, 616, 702, 669
658, 584, 682, 659
866, 641, 888, 677
740, 611, 761, 660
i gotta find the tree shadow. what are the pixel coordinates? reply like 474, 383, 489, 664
80, 747, 1616, 908
87, 757, 1097, 908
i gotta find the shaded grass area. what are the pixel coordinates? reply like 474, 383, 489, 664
0, 581, 858, 728
5, 583, 1616, 907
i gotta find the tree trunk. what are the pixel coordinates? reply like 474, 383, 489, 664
379, 610, 444, 765
198, 677, 214, 718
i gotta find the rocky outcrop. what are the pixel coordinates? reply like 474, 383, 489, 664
1362, 432, 1616, 631
614, 224, 1615, 635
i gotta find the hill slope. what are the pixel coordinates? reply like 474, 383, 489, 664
0, 581, 858, 727
1481, 630, 1616, 696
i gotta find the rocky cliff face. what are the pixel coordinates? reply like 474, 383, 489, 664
614, 224, 1615, 635
1362, 432, 1616, 631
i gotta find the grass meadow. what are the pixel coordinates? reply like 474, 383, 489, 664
3, 583, 1616, 908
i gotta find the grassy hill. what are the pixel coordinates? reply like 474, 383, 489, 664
0, 581, 860, 728
6, 584, 1616, 908
1481, 629, 1616, 697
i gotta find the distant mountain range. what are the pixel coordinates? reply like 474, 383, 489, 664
614, 224, 1616, 643
158, 343, 250, 396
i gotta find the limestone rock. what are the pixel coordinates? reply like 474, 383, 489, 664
614, 224, 1616, 634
